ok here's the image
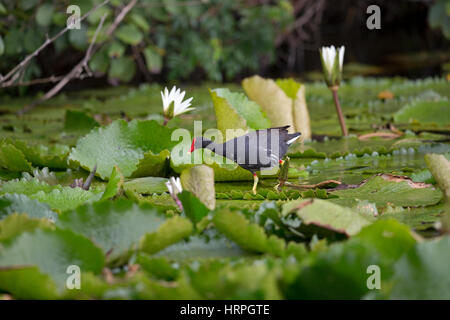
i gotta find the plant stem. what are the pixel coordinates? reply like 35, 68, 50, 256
330, 87, 348, 136
172, 194, 183, 212
163, 117, 169, 126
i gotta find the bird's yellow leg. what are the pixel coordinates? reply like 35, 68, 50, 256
252, 173, 259, 195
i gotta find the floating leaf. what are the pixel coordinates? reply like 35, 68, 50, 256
242, 75, 311, 139
213, 208, 286, 256
210, 88, 270, 139
69, 120, 177, 179
385, 236, 450, 299
99, 166, 123, 201
0, 194, 57, 222
0, 141, 32, 172
154, 232, 248, 261
330, 174, 443, 208
64, 110, 99, 133
140, 215, 193, 255
0, 213, 53, 242
178, 191, 210, 224
124, 177, 168, 195
0, 178, 103, 212
282, 198, 373, 237
58, 200, 187, 264
0, 228, 104, 292
394, 100, 450, 125
285, 220, 417, 299
0, 266, 58, 299
9, 140, 70, 169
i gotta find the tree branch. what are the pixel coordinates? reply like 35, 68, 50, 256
17, 13, 108, 115
17, 0, 138, 115
0, 0, 110, 87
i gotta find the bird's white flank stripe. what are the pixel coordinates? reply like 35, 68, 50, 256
286, 136, 301, 145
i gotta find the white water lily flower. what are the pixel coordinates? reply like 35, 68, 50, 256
165, 177, 182, 196
320, 46, 345, 87
161, 86, 194, 118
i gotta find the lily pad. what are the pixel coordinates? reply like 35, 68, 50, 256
11, 140, 70, 169
210, 88, 270, 139
0, 194, 57, 222
213, 208, 286, 256
282, 198, 373, 237
0, 228, 105, 292
154, 232, 248, 261
242, 75, 311, 139
0, 140, 32, 173
0, 213, 53, 242
330, 174, 443, 208
69, 119, 177, 180
178, 191, 210, 224
63, 110, 99, 133
99, 166, 123, 201
57, 200, 191, 264
385, 236, 450, 299
0, 176, 108, 212
123, 177, 168, 195
393, 100, 450, 125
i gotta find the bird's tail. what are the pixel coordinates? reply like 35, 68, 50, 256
286, 132, 301, 145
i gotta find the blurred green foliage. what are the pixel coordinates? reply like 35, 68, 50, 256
428, 0, 450, 39
0, 0, 293, 83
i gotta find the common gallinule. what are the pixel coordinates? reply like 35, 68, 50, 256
190, 125, 301, 194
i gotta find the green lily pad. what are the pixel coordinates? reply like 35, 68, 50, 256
330, 174, 443, 208
0, 177, 105, 212
0, 140, 32, 173
58, 200, 190, 264
0, 266, 59, 299
123, 177, 168, 195
99, 166, 123, 201
0, 228, 104, 292
178, 191, 211, 224
0, 213, 53, 242
385, 236, 450, 299
63, 110, 99, 133
242, 75, 311, 139
285, 220, 417, 299
10, 140, 70, 170
69, 120, 177, 180
210, 88, 270, 139
282, 198, 373, 237
154, 233, 249, 261
393, 100, 450, 125
0, 194, 57, 222
213, 208, 286, 256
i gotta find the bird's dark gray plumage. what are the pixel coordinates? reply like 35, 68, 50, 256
191, 126, 301, 193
